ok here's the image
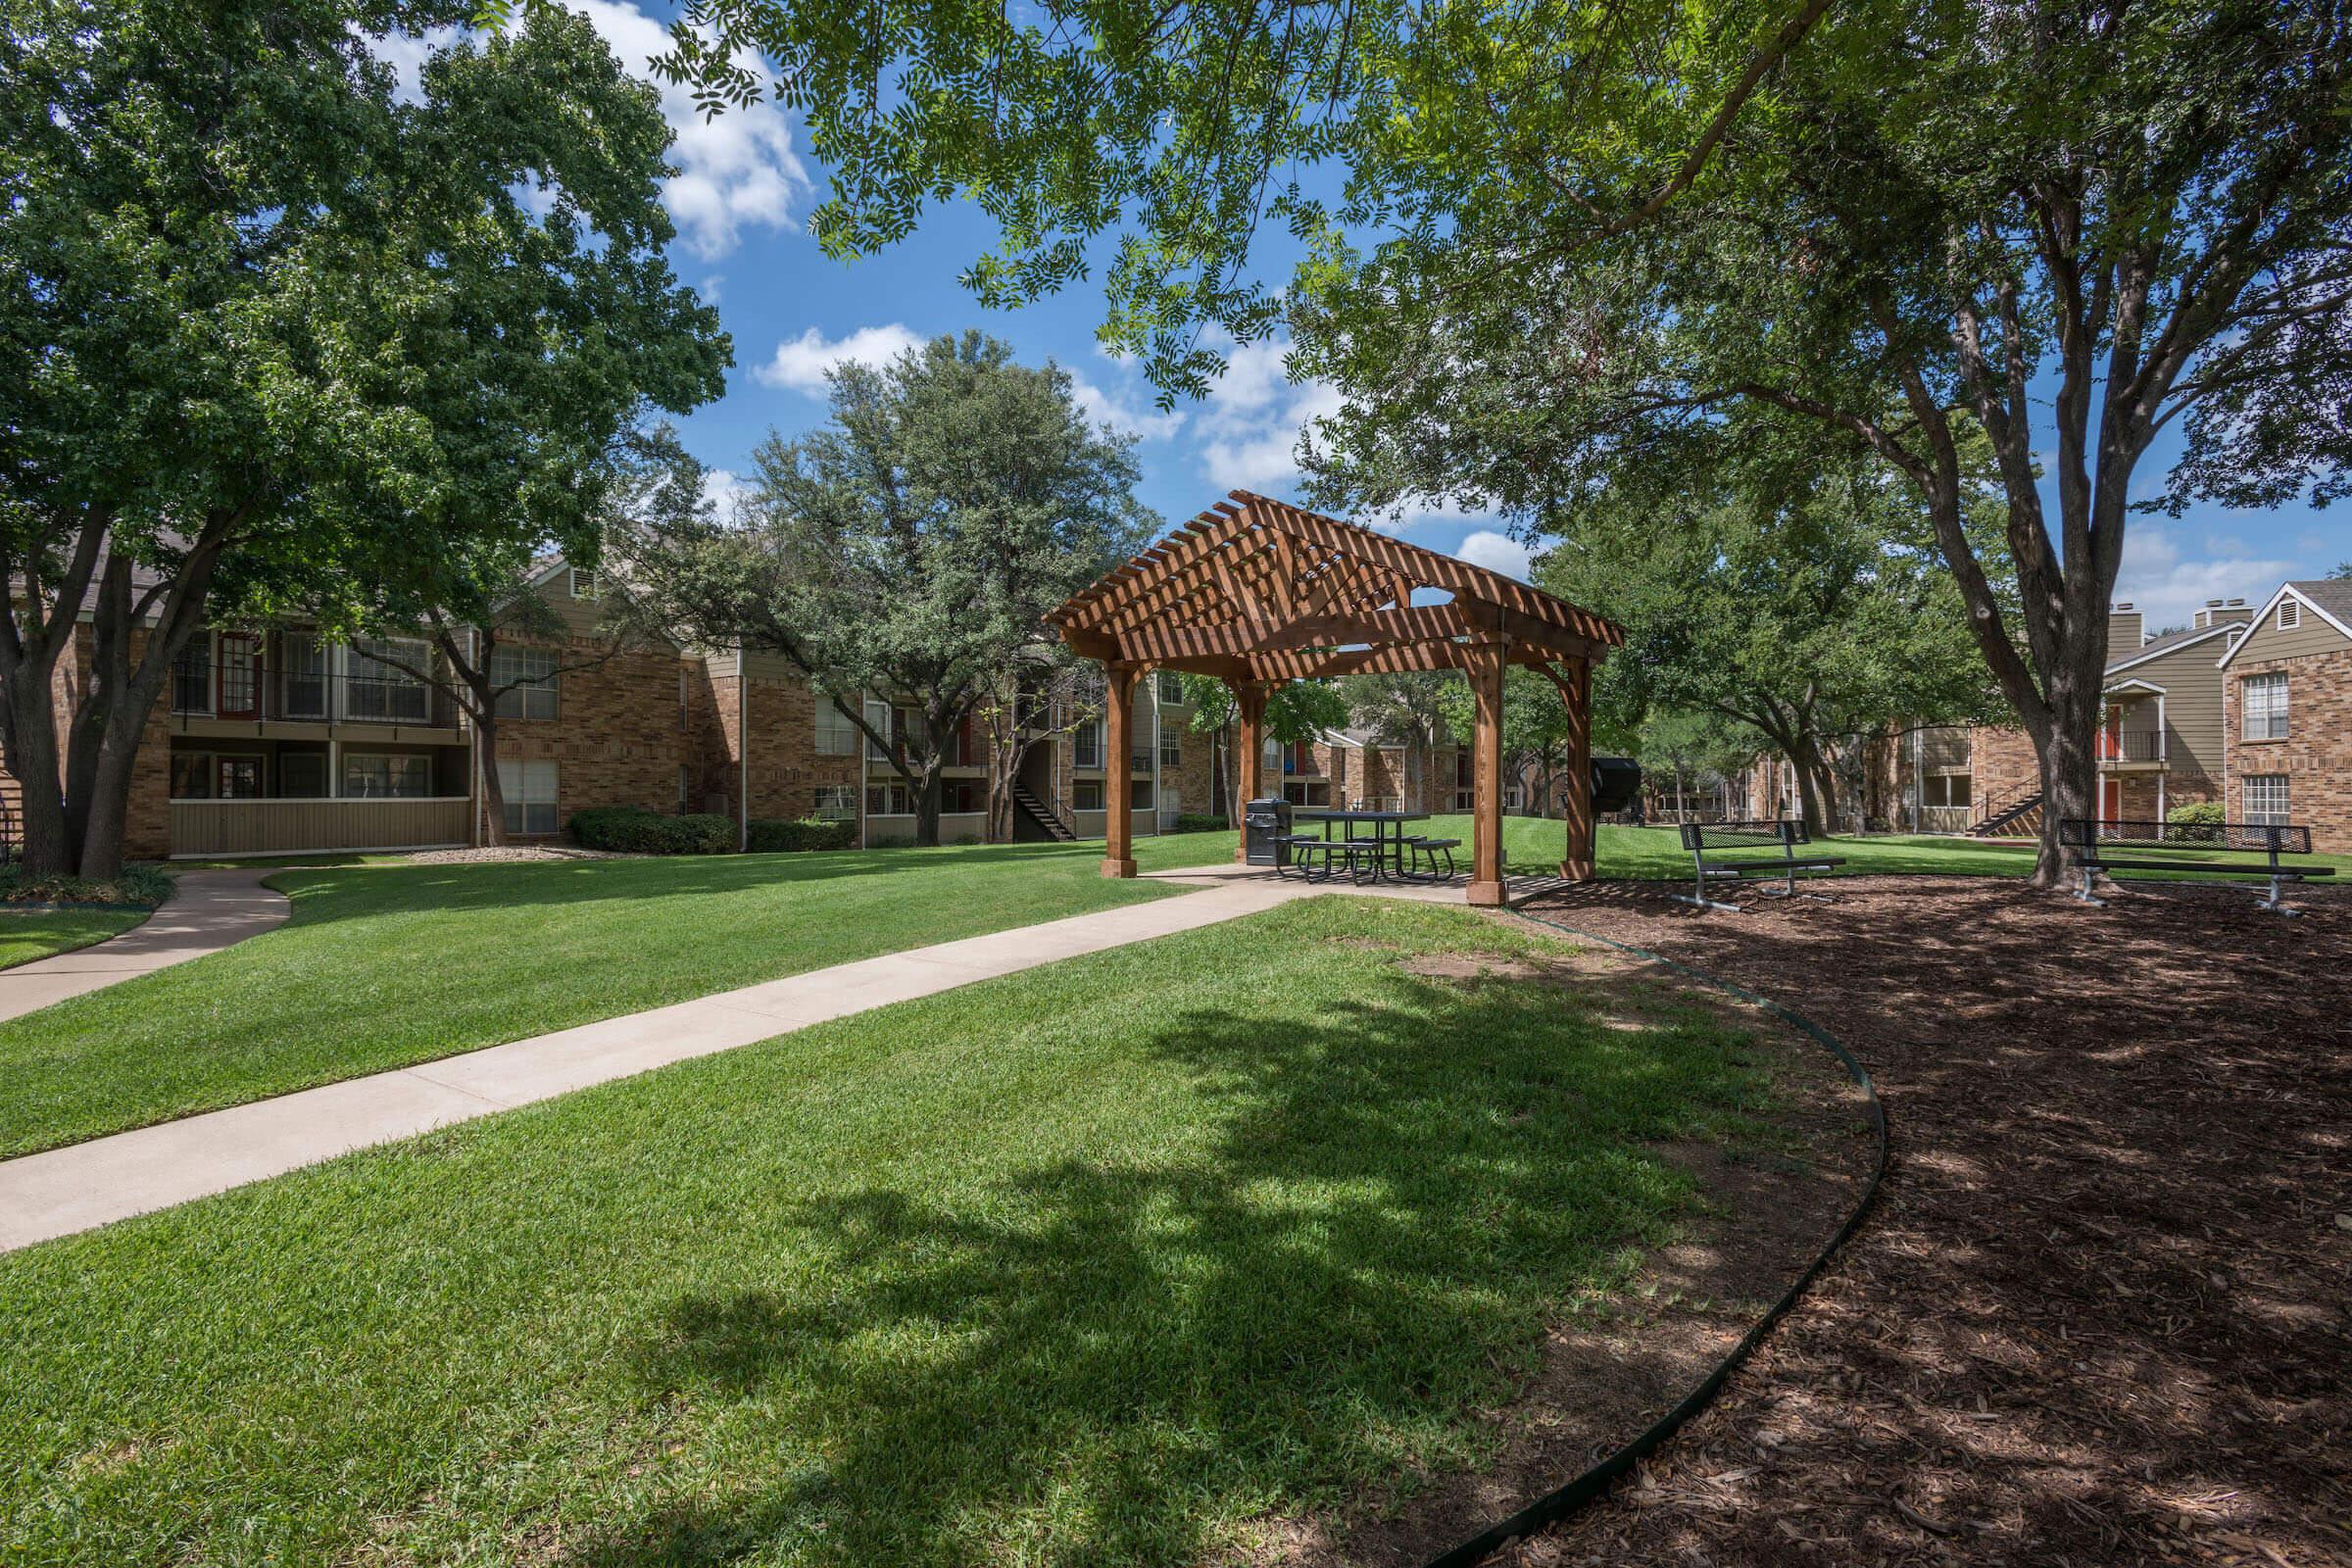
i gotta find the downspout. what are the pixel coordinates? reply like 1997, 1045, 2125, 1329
736, 643, 748, 853
469, 626, 482, 847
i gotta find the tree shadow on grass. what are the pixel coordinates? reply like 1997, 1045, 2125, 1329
583, 960, 1762, 1568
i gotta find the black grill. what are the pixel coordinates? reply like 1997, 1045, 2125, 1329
1243, 797, 1292, 866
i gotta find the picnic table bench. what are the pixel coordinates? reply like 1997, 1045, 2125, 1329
1673, 819, 1845, 913
2058, 818, 2330, 915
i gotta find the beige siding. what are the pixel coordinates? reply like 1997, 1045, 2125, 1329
2113, 640, 2228, 778
2227, 606, 2352, 666
171, 798, 469, 857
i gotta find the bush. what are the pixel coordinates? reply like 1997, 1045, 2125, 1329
1171, 813, 1231, 834
567, 808, 735, 856
2167, 800, 2227, 826
0, 862, 173, 907
745, 816, 858, 854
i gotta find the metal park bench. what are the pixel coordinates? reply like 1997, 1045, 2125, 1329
1674, 820, 1845, 913
2058, 818, 2330, 916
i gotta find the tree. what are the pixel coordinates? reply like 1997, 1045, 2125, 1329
1432, 667, 1581, 818
1633, 711, 1759, 824
646, 0, 2352, 885
1, 0, 725, 876
1340, 669, 1454, 806
970, 654, 1112, 844
1541, 463, 2003, 836
619, 332, 1154, 847
347, 425, 708, 845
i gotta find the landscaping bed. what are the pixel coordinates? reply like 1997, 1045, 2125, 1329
1504, 874, 2352, 1568
0, 898, 1865, 1567
0, 865, 172, 971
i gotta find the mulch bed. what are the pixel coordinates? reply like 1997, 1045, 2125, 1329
1491, 873, 2352, 1568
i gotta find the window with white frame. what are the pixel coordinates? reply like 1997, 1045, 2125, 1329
347, 637, 430, 721
490, 644, 559, 720
2243, 774, 2289, 826
814, 699, 859, 755
1923, 773, 1973, 808
1072, 779, 1104, 811
568, 567, 599, 600
1158, 727, 1182, 768
812, 784, 857, 820
498, 758, 560, 834
344, 752, 435, 799
1156, 671, 1184, 704
2242, 672, 2288, 740
2278, 598, 2300, 631
1072, 719, 1102, 769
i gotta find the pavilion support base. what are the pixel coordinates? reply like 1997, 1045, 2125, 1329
1559, 857, 1594, 882
1101, 858, 1136, 879
1466, 879, 1507, 907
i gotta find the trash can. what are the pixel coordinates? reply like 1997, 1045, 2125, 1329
1243, 797, 1293, 866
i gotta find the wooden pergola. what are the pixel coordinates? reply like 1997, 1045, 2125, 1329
1050, 490, 1625, 906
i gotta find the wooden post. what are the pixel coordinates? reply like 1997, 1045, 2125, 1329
1233, 679, 1267, 862
1560, 655, 1594, 881
1469, 646, 1506, 906
1102, 663, 1136, 878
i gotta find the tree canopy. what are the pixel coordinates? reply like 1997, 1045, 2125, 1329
1, 0, 725, 874
618, 331, 1156, 845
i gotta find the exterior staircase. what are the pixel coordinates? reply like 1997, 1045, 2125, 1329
1011, 781, 1077, 843
1971, 791, 2045, 838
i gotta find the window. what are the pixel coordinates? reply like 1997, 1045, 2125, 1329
281, 633, 327, 719
280, 752, 328, 798
1923, 773, 1973, 808
347, 638, 430, 722
1072, 779, 1104, 811
1130, 777, 1154, 811
813, 700, 859, 756
490, 644, 559, 720
2244, 774, 2289, 826
2278, 598, 2300, 631
812, 785, 857, 821
172, 635, 212, 713
1073, 720, 1102, 769
1156, 671, 1184, 704
944, 781, 983, 814
346, 752, 435, 800
1158, 728, 1182, 768
170, 752, 212, 800
865, 782, 915, 816
218, 757, 263, 799
497, 759, 559, 834
2242, 672, 2288, 740
568, 567, 599, 600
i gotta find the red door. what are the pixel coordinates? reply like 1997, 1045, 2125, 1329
2099, 776, 2122, 825
217, 633, 260, 720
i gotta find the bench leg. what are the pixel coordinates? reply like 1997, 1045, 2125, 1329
1671, 862, 1742, 913
2258, 875, 2301, 916
2074, 865, 2106, 906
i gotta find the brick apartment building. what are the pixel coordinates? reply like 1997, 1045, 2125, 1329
3, 561, 1228, 860
2218, 580, 2352, 853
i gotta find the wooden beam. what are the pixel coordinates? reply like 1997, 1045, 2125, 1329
1468, 645, 1506, 906
1102, 663, 1136, 878
1117, 603, 1517, 663
1233, 680, 1267, 863
1545, 659, 1594, 880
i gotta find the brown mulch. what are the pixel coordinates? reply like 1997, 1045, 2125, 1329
1487, 873, 2352, 1568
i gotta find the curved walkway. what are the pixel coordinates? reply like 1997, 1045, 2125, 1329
0, 868, 289, 1025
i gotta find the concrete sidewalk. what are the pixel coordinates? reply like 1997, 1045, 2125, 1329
0, 876, 1306, 1252
0, 868, 290, 1024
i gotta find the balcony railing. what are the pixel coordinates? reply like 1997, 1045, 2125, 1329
2096, 728, 2165, 763
170, 662, 459, 728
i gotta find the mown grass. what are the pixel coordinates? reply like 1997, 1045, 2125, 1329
0, 898, 1786, 1568
0, 841, 1203, 1158
0, 907, 151, 971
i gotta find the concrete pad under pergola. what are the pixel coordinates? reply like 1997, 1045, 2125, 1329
1049, 491, 1626, 906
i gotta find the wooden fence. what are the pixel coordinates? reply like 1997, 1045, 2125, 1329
170, 797, 470, 858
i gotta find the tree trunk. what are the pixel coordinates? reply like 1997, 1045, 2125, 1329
1788, 735, 1832, 838
4, 663, 73, 877
913, 766, 943, 848
477, 709, 509, 847
2030, 638, 2105, 887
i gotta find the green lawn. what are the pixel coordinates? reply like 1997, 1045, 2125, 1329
0, 906, 152, 971
0, 841, 1218, 1158
0, 898, 1793, 1567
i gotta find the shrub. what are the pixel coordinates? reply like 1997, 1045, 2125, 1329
2167, 800, 2227, 826
745, 816, 858, 854
1171, 813, 1231, 834
568, 808, 735, 856
0, 863, 173, 907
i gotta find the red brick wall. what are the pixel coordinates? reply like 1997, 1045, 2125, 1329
2225, 649, 2352, 853
490, 642, 687, 836
687, 661, 864, 823
0, 626, 172, 859
1969, 725, 2041, 817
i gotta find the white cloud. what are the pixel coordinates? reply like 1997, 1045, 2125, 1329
701, 466, 751, 520
1069, 361, 1187, 442
698, 275, 723, 305
2114, 524, 2297, 632
366, 3, 809, 262
1452, 530, 1536, 583
1194, 335, 1344, 495
755, 322, 923, 395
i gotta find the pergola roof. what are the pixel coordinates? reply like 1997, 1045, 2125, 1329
1050, 490, 1623, 679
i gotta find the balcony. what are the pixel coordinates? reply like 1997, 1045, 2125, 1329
170, 662, 460, 732
2096, 728, 2166, 767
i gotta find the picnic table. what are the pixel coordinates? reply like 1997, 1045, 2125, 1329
1287, 808, 1439, 883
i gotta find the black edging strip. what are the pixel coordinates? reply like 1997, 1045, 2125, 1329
1418, 909, 1889, 1568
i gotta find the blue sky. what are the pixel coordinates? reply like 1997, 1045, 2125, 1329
550, 0, 2344, 632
